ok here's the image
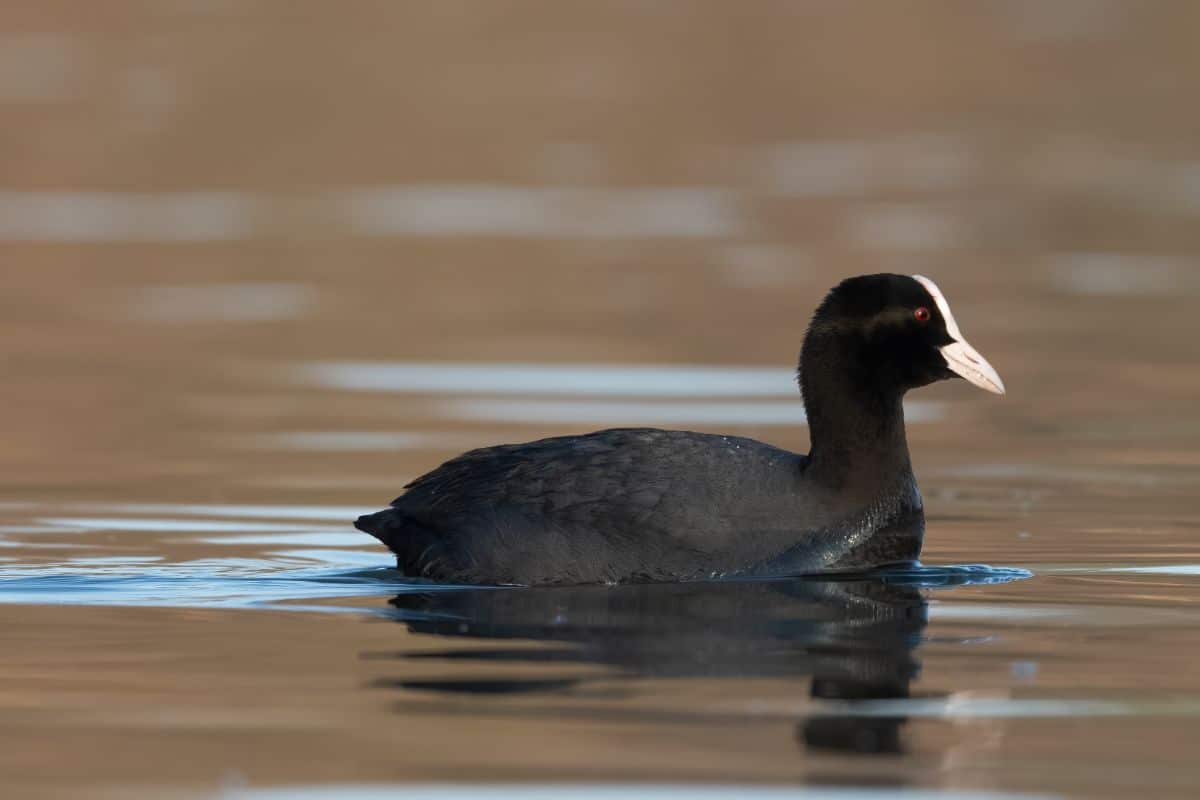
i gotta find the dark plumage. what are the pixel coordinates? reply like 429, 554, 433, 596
356, 274, 1004, 585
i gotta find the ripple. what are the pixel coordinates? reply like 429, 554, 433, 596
341, 185, 742, 239
193, 532, 366, 547
0, 556, 1030, 612
236, 431, 491, 452
0, 564, 414, 610
295, 361, 797, 397
127, 283, 315, 323
225, 786, 1055, 800
819, 696, 1200, 719
870, 563, 1033, 586
38, 517, 343, 533
448, 398, 941, 427
81, 503, 371, 521
1104, 564, 1200, 576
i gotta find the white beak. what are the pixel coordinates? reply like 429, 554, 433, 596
913, 275, 1005, 395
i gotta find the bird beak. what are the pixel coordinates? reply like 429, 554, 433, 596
939, 338, 1005, 395
912, 275, 1006, 395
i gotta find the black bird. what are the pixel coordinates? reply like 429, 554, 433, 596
356, 274, 1004, 585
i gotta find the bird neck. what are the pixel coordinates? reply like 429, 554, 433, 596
799, 334, 914, 490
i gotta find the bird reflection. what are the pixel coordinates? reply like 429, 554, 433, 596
375, 577, 928, 756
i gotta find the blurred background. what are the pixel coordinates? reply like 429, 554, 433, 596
4, 2, 1200, 798
4, 0, 1199, 500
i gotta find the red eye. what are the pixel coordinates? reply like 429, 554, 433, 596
914, 307, 931, 323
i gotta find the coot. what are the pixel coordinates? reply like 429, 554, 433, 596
356, 274, 1004, 585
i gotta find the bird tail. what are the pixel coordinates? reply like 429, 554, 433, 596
355, 508, 446, 578
354, 509, 396, 543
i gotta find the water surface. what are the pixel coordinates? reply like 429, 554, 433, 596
5, 4, 1200, 799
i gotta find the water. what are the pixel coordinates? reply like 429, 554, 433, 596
4, 362, 1199, 800
0, 501, 1028, 609
5, 3, 1200, 799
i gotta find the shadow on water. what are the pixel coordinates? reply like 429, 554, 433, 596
372, 568, 1028, 757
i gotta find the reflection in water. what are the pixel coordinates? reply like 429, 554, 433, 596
446, 398, 942, 427
295, 362, 797, 397
379, 578, 933, 757
288, 360, 944, 428
127, 283, 316, 323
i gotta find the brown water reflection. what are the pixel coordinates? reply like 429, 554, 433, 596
378, 579, 929, 758
4, 2, 1200, 798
